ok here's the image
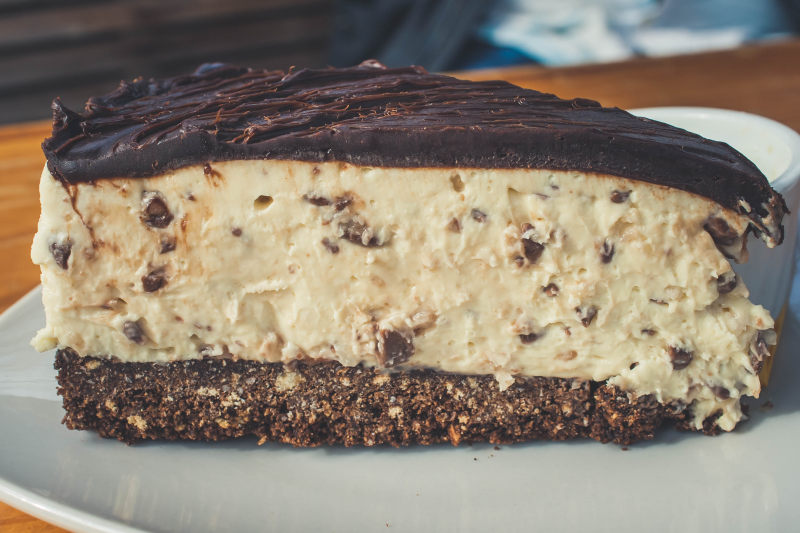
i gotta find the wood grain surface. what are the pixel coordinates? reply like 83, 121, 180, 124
1, 38, 799, 532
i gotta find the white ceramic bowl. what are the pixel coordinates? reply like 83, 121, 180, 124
630, 107, 800, 320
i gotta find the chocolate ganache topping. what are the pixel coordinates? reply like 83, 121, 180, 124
43, 61, 786, 245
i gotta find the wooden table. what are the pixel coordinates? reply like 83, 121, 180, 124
1, 38, 799, 532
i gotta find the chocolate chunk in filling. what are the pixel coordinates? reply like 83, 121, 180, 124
141, 191, 173, 228
159, 235, 176, 254
142, 267, 167, 292
446, 218, 461, 233
704, 216, 739, 246
122, 320, 146, 344
302, 193, 331, 206
542, 283, 559, 297
203, 163, 220, 177
711, 385, 731, 400
333, 194, 353, 212
750, 332, 770, 373
522, 238, 545, 264
378, 329, 414, 367
519, 333, 538, 344
576, 305, 598, 327
471, 208, 487, 223
338, 217, 383, 247
669, 346, 694, 370
49, 239, 72, 269
716, 271, 738, 294
610, 190, 631, 203
600, 239, 615, 263
321, 237, 340, 254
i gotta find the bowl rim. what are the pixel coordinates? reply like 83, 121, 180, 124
629, 106, 800, 193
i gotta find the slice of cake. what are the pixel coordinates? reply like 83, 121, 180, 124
32, 62, 786, 446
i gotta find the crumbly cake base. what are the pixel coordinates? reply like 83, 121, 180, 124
54, 349, 720, 446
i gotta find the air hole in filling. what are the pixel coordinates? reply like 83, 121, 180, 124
254, 195, 274, 209
450, 174, 464, 192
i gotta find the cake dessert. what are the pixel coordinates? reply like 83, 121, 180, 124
31, 62, 786, 446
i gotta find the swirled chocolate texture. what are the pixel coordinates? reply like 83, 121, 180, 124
43, 61, 786, 245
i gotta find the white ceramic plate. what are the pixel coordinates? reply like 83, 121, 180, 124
1, 278, 800, 533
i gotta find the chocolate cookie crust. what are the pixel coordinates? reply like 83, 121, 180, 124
42, 62, 785, 244
54, 349, 718, 446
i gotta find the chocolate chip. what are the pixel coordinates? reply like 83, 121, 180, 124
649, 298, 667, 306
519, 333, 538, 344
576, 306, 598, 327
159, 235, 176, 254
338, 217, 382, 247
122, 321, 146, 345
49, 240, 72, 269
334, 194, 353, 211
446, 218, 461, 233
630, 362, 639, 370
141, 192, 173, 228
668, 346, 693, 370
231, 227, 242, 237
542, 283, 559, 297
302, 193, 331, 206
321, 237, 339, 254
704, 216, 739, 246
600, 239, 615, 263
142, 267, 167, 292
378, 329, 414, 367
471, 208, 487, 222
610, 190, 631, 203
186, 193, 196, 202
750, 332, 770, 373
641, 328, 656, 336
203, 163, 219, 177
198, 344, 214, 357
711, 385, 730, 399
522, 238, 545, 264
716, 271, 737, 295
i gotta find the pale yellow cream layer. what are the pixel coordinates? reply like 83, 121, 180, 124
31, 161, 772, 430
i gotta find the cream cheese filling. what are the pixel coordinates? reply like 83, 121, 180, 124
31, 161, 773, 431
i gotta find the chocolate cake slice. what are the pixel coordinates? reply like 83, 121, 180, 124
32, 61, 786, 445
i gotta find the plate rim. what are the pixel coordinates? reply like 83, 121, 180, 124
0, 285, 145, 532
0, 477, 147, 533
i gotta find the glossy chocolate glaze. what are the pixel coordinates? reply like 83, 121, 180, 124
43, 61, 786, 244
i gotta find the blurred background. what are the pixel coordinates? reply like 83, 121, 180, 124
2, 0, 798, 124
